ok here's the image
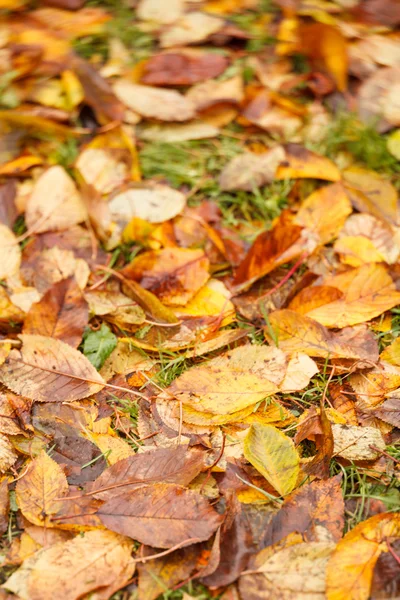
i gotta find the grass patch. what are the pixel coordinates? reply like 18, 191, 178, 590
139, 136, 291, 226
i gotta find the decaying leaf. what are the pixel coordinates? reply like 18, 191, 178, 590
244, 424, 300, 496
332, 424, 385, 460
0, 335, 104, 402
4, 529, 135, 600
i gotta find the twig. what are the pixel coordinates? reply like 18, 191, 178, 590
258, 253, 307, 302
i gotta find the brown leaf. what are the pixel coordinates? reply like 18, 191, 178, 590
372, 397, 400, 427
91, 445, 205, 500
16, 450, 68, 526
3, 529, 135, 600
262, 476, 344, 547
0, 480, 10, 536
97, 482, 223, 548
23, 277, 88, 348
0, 180, 17, 228
0, 334, 104, 402
219, 147, 285, 192
70, 55, 125, 122
141, 52, 228, 86
304, 405, 334, 479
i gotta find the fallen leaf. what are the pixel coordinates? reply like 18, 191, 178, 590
16, 450, 68, 526
88, 432, 135, 465
358, 66, 400, 128
23, 277, 88, 347
160, 12, 224, 48
240, 538, 335, 600
25, 166, 87, 233
332, 424, 385, 460
275, 144, 341, 181
294, 183, 352, 245
244, 424, 300, 496
262, 475, 344, 547
113, 80, 196, 122
122, 248, 210, 306
109, 183, 186, 224
0, 435, 18, 472
141, 52, 228, 85
0, 480, 9, 535
267, 310, 379, 361
3, 529, 135, 600
0, 334, 104, 402
92, 445, 204, 500
97, 482, 223, 548
303, 264, 400, 328
343, 166, 399, 226
0, 224, 21, 280
82, 323, 117, 370
139, 121, 219, 142
232, 211, 311, 292
326, 512, 400, 600
137, 0, 184, 23
219, 146, 285, 191
186, 75, 244, 111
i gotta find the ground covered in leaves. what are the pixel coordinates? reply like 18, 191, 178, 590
0, 0, 400, 598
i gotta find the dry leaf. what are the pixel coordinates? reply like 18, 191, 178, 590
25, 167, 87, 233
219, 146, 285, 191
23, 277, 88, 347
16, 450, 68, 526
113, 80, 196, 122
4, 529, 135, 600
139, 121, 219, 142
141, 52, 228, 86
0, 334, 104, 402
326, 512, 400, 600
160, 12, 224, 48
0, 434, 18, 472
275, 144, 341, 181
137, 0, 184, 23
0, 224, 21, 280
109, 184, 186, 224
332, 424, 385, 460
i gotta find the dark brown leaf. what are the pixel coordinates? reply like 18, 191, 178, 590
261, 475, 344, 547
91, 445, 205, 500
97, 482, 223, 548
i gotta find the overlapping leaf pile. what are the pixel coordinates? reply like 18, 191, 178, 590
0, 0, 399, 598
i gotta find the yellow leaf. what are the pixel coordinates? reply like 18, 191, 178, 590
334, 236, 385, 267
175, 279, 235, 326
87, 433, 135, 465
305, 264, 400, 328
295, 183, 352, 245
267, 309, 379, 361
0, 224, 21, 280
0, 156, 42, 176
163, 345, 284, 416
326, 512, 400, 600
343, 167, 399, 226
243, 424, 300, 496
380, 337, 400, 365
16, 450, 68, 526
276, 144, 341, 181
387, 129, 400, 160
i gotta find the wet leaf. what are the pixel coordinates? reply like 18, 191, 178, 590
0, 334, 104, 402
244, 424, 300, 496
